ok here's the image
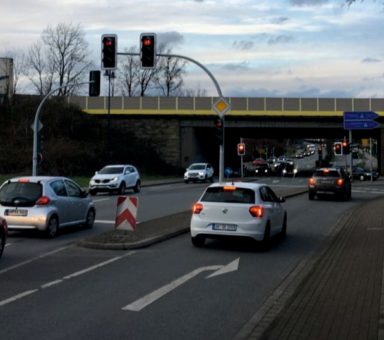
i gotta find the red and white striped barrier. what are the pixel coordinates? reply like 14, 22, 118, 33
115, 196, 138, 231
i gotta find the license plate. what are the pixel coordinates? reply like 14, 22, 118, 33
212, 223, 237, 231
5, 209, 28, 217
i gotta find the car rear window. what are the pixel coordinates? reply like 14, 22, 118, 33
314, 170, 340, 177
0, 182, 42, 207
201, 187, 255, 204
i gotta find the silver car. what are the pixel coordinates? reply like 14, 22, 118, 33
190, 182, 287, 249
0, 176, 95, 238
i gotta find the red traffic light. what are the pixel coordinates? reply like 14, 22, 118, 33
101, 34, 117, 70
140, 33, 156, 68
215, 118, 223, 129
237, 143, 245, 156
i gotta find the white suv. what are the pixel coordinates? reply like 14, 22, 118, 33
184, 163, 214, 183
89, 165, 141, 195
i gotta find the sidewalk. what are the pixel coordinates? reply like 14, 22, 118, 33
240, 195, 384, 340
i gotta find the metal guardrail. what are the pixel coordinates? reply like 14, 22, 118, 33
67, 96, 384, 117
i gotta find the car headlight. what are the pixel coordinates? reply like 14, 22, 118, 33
110, 177, 118, 183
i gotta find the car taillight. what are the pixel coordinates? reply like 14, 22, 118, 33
308, 177, 316, 186
249, 205, 264, 218
36, 196, 50, 205
336, 178, 344, 187
192, 203, 203, 214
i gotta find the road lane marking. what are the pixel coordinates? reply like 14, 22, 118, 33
96, 220, 141, 225
123, 258, 240, 312
0, 245, 72, 275
0, 290, 39, 307
0, 251, 136, 307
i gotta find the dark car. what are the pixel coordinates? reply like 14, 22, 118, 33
0, 216, 8, 258
308, 167, 351, 201
352, 167, 379, 181
254, 163, 271, 176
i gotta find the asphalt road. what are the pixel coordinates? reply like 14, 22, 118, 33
1, 180, 383, 339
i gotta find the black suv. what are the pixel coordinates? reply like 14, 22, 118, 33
308, 167, 351, 201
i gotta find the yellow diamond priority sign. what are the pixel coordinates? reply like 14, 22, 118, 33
213, 97, 231, 117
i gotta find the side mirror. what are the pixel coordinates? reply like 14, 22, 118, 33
279, 197, 286, 203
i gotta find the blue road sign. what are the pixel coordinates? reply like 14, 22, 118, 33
344, 111, 379, 120
344, 120, 379, 130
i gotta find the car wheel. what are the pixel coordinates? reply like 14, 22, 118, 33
46, 216, 59, 238
118, 182, 126, 195
0, 229, 5, 259
84, 209, 95, 229
210, 176, 214, 183
133, 180, 141, 193
191, 236, 205, 247
280, 214, 287, 239
308, 192, 315, 200
89, 189, 97, 196
261, 222, 271, 250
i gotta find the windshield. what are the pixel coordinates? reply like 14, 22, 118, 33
0, 182, 42, 207
99, 166, 124, 175
189, 164, 205, 170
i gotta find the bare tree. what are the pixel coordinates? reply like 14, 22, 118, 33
118, 47, 140, 96
27, 22, 91, 96
156, 50, 186, 96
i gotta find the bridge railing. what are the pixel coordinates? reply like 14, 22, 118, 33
67, 96, 384, 117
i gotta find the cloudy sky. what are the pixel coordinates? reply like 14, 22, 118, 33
1, 0, 384, 98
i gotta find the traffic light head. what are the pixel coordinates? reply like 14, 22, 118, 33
101, 34, 117, 70
237, 143, 245, 156
214, 117, 223, 144
89, 70, 100, 97
140, 33, 156, 68
342, 141, 350, 155
334, 142, 343, 156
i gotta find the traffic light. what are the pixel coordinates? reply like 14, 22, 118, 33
342, 141, 350, 155
334, 142, 343, 156
140, 33, 156, 68
237, 143, 246, 156
214, 117, 223, 144
89, 70, 100, 97
101, 34, 117, 70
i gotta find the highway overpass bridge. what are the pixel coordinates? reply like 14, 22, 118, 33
68, 96, 384, 173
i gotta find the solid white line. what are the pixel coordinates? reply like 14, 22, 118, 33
95, 220, 141, 225
0, 289, 38, 307
122, 265, 221, 312
0, 246, 72, 275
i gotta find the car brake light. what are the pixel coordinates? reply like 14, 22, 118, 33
192, 203, 203, 214
309, 177, 316, 185
18, 178, 30, 183
36, 196, 50, 205
336, 178, 344, 187
223, 185, 236, 191
249, 205, 264, 218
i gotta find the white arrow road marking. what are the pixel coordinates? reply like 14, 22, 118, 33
122, 258, 240, 312
206, 258, 240, 279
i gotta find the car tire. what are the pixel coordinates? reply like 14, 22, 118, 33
0, 229, 5, 259
308, 192, 315, 200
89, 189, 97, 196
46, 216, 59, 238
191, 236, 205, 247
261, 222, 271, 250
210, 176, 214, 183
84, 209, 95, 229
133, 180, 141, 193
118, 182, 126, 195
184, 179, 189, 184
280, 214, 287, 239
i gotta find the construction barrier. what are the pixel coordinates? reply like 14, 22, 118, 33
115, 196, 138, 231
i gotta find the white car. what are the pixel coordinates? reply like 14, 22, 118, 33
89, 164, 141, 195
190, 182, 287, 248
184, 163, 214, 183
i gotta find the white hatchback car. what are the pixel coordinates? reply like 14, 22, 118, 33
89, 164, 141, 195
190, 182, 287, 248
184, 163, 214, 183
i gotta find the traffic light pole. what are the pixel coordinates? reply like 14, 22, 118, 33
32, 82, 92, 176
118, 51, 226, 182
